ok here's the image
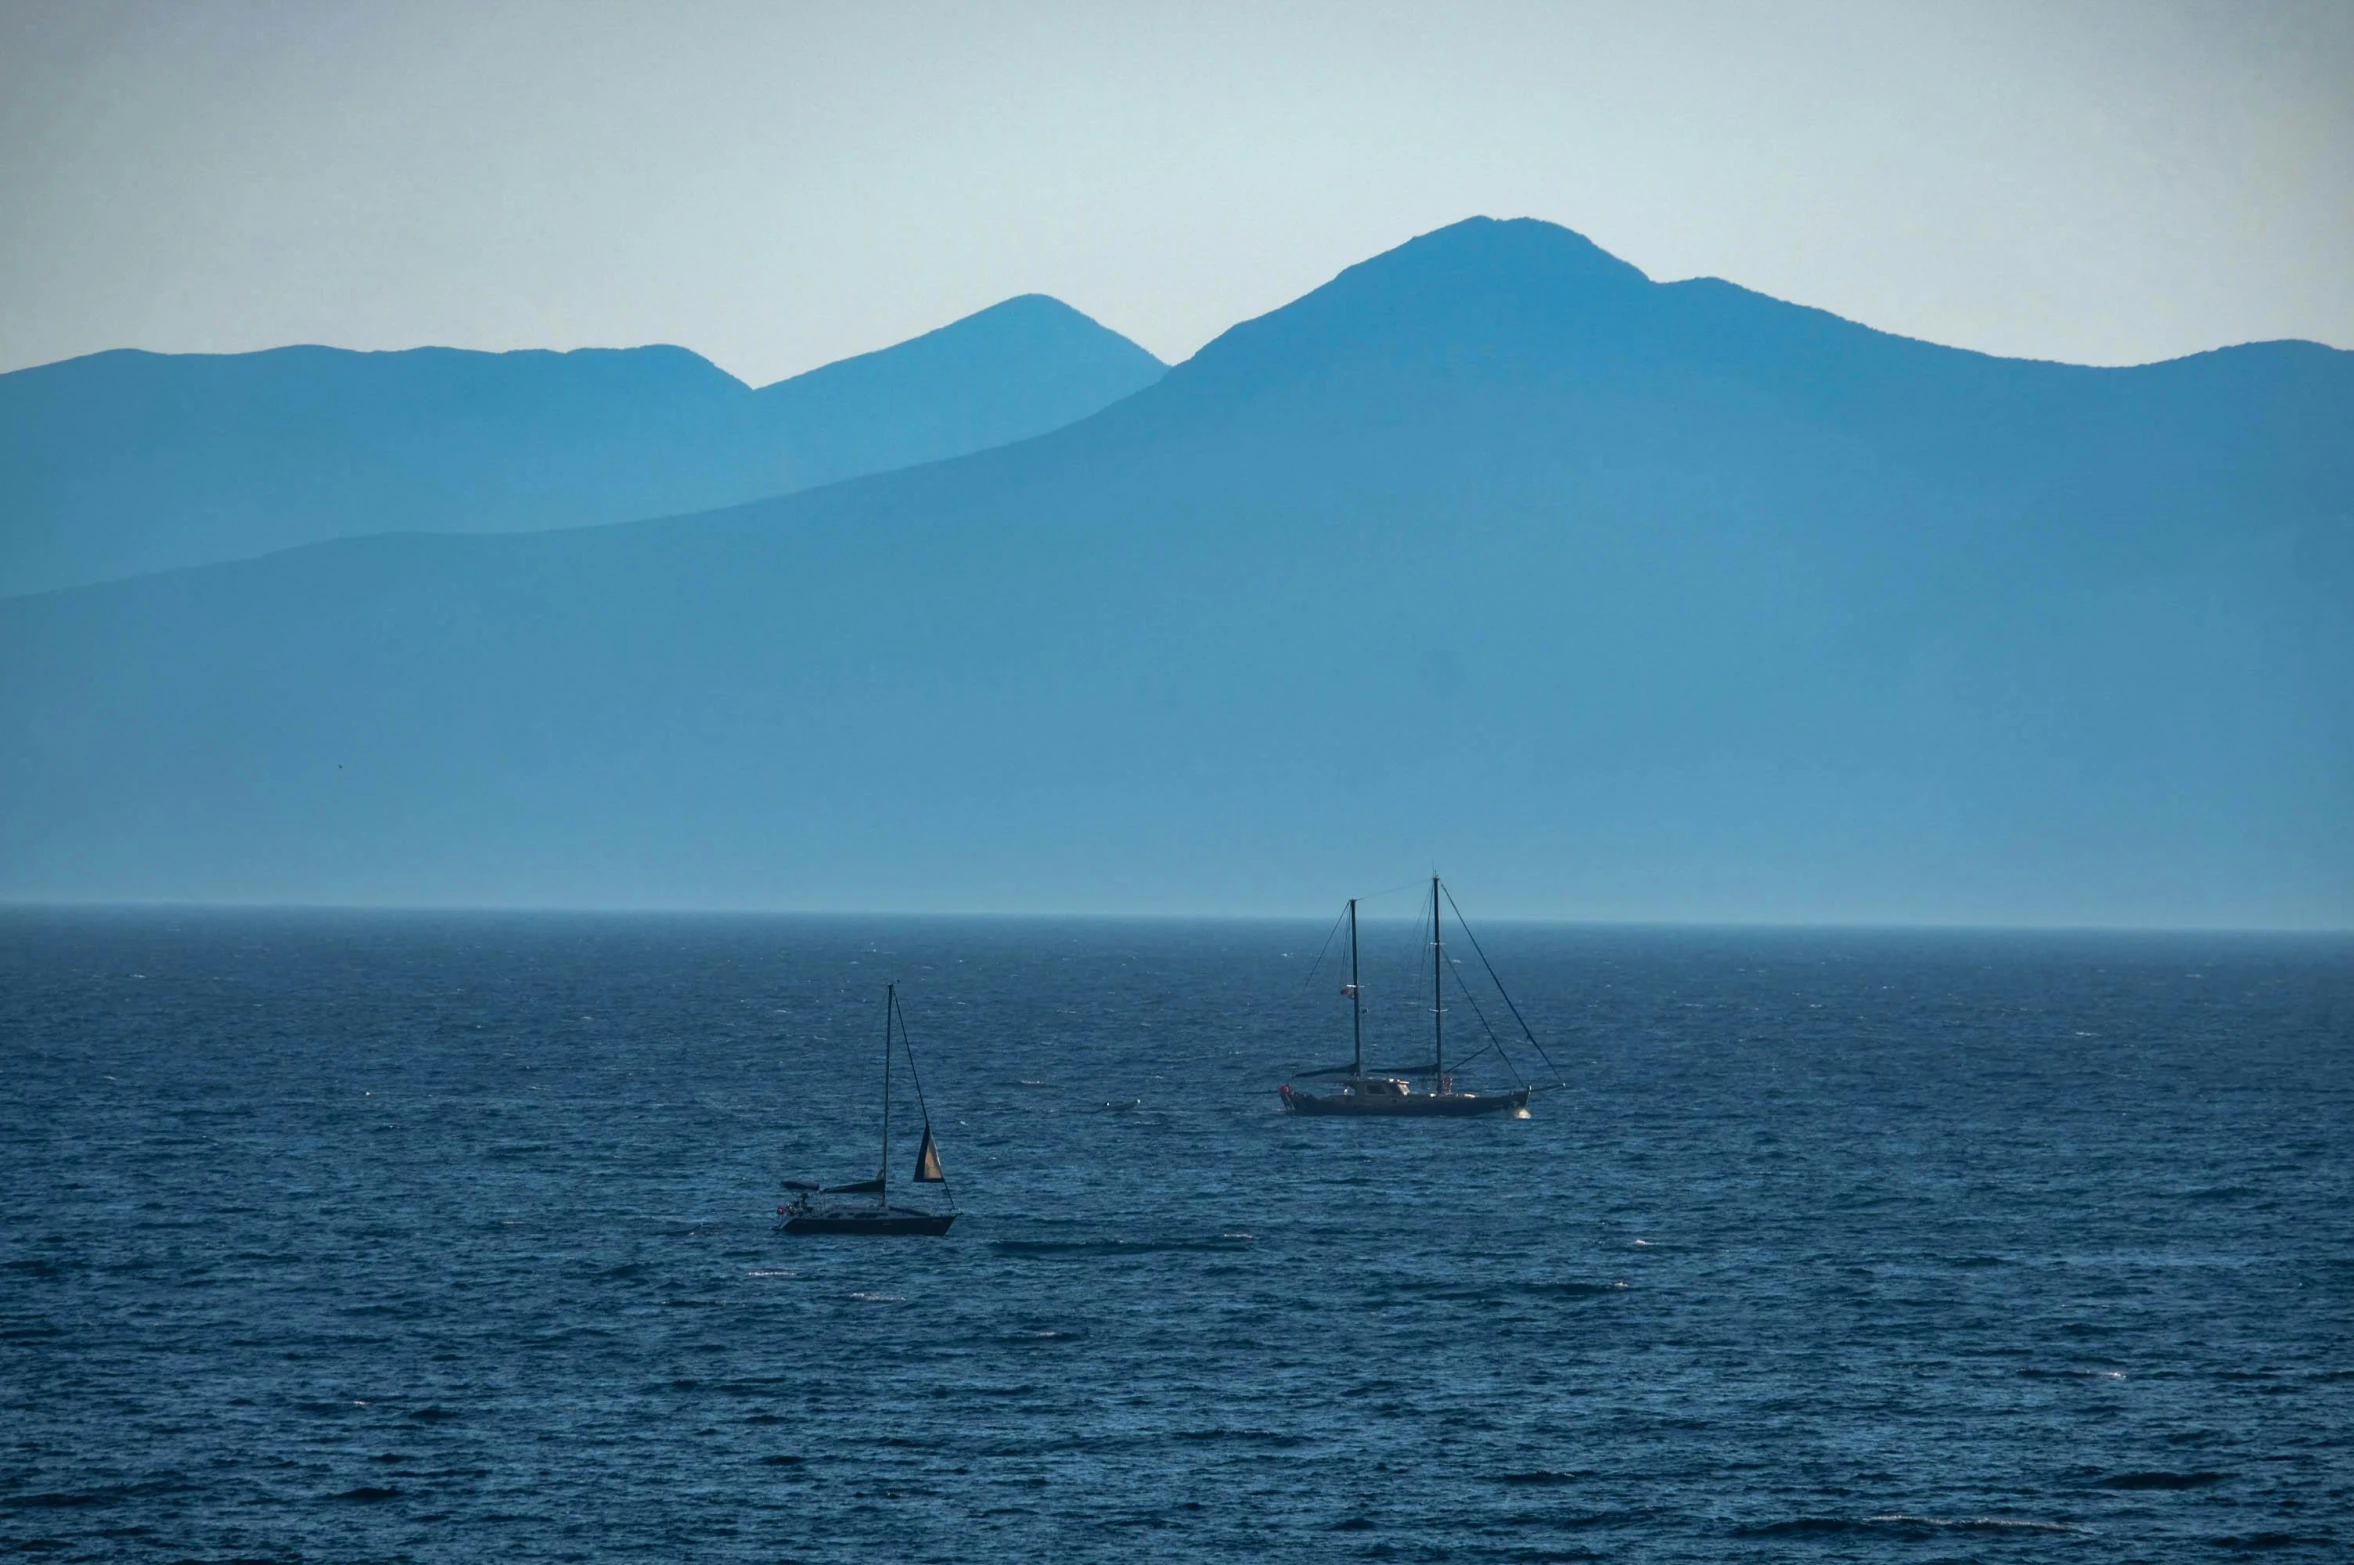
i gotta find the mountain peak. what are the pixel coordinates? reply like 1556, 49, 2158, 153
767, 294, 1162, 396
748, 295, 1164, 486
1372, 215, 1654, 289
952, 292, 1141, 338
1299, 217, 1654, 325
1166, 216, 1655, 394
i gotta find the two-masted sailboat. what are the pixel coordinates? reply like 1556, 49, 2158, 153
1280, 877, 1559, 1117
779, 984, 958, 1236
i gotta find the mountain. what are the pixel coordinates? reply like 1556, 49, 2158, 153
2, 218, 2347, 924
750, 294, 1168, 491
0, 294, 1164, 595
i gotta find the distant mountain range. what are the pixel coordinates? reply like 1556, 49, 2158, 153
0, 294, 1164, 595
2, 218, 2347, 924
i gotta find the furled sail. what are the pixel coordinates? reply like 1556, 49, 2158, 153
822, 1176, 885, 1195
913, 1124, 944, 1183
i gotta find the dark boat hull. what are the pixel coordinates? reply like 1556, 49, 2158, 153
1284, 1087, 1530, 1117
783, 1211, 957, 1236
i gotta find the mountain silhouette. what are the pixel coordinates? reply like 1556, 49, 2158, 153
0, 294, 1164, 595
2, 218, 2346, 923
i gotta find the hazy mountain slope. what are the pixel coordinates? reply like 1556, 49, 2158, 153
756, 294, 1168, 490
2, 219, 2346, 923
0, 295, 1163, 595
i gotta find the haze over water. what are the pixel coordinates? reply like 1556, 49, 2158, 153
4, 909, 2348, 1561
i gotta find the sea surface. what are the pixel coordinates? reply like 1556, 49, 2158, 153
2, 908, 2350, 1562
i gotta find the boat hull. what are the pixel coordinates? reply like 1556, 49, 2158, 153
1283, 1087, 1530, 1118
783, 1211, 957, 1236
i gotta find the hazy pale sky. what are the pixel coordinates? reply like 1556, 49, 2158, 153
3, 0, 2349, 384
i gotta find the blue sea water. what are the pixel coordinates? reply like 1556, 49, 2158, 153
2, 908, 2349, 1562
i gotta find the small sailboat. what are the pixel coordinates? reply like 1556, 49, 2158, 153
1280, 877, 1562, 1118
779, 984, 958, 1236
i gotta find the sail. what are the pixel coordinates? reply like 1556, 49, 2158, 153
822, 1176, 885, 1195
913, 1124, 945, 1183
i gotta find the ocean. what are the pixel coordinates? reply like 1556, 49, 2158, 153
3, 908, 2349, 1561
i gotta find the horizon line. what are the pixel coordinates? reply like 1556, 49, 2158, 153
2, 897, 2345, 940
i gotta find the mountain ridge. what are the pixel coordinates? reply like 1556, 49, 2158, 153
1, 217, 2345, 924
0, 295, 1164, 596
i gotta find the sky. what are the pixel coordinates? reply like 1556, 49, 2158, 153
2, 0, 2350, 385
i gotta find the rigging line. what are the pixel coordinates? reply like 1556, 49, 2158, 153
890, 991, 953, 1206
1442, 884, 1570, 1088
1366, 874, 1447, 1010
1444, 1038, 1499, 1073
1446, 947, 1526, 1089
1381, 895, 1430, 996
1447, 947, 1506, 1055
1298, 901, 1348, 996
1351, 907, 1414, 1033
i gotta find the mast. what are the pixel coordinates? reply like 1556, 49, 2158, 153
1348, 898, 1362, 1077
1432, 876, 1445, 1088
880, 984, 894, 1206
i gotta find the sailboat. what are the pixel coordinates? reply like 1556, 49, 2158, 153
1280, 877, 1560, 1118
778, 984, 958, 1236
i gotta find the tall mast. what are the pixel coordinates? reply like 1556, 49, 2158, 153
1348, 898, 1362, 1077
880, 984, 894, 1205
1432, 876, 1445, 1087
